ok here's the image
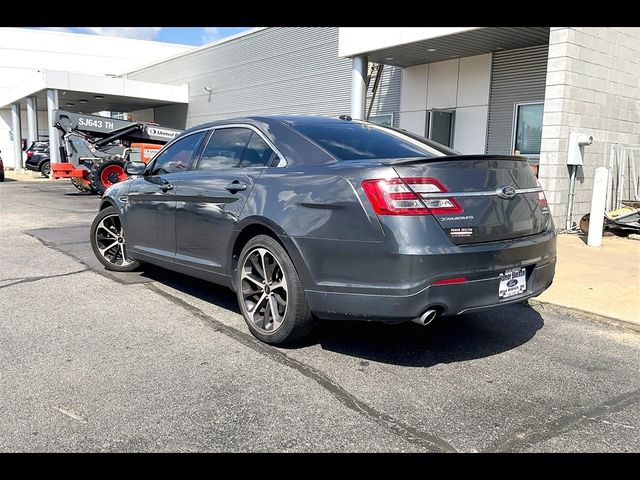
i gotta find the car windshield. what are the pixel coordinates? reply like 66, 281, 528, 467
293, 122, 456, 161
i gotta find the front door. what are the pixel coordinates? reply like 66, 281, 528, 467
125, 131, 207, 262
174, 126, 278, 278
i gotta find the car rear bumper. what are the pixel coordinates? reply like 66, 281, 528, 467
305, 256, 555, 321
298, 228, 557, 322
24, 161, 41, 172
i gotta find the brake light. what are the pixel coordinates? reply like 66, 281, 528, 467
536, 191, 548, 207
361, 178, 463, 215
27, 151, 33, 158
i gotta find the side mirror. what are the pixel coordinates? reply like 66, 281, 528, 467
125, 161, 146, 175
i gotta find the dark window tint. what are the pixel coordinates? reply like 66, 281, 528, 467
293, 123, 449, 161
198, 128, 252, 171
239, 133, 276, 167
150, 131, 205, 176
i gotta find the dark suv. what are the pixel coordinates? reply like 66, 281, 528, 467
25, 141, 50, 177
91, 115, 556, 345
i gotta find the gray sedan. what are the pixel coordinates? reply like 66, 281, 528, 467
90, 115, 556, 345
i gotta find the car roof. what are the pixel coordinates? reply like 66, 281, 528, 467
180, 114, 359, 135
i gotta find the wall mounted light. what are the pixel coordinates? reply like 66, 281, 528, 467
203, 86, 213, 93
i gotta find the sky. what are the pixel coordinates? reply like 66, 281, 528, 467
34, 27, 252, 46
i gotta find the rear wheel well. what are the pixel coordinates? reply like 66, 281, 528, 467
231, 224, 283, 290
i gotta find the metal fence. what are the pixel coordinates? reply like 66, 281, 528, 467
605, 144, 640, 211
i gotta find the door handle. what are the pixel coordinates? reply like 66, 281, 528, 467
225, 181, 247, 193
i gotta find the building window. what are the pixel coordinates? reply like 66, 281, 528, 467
513, 102, 543, 159
426, 109, 455, 148
368, 113, 394, 127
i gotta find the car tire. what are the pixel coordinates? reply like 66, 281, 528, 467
41, 161, 51, 178
90, 206, 140, 272
89, 157, 128, 196
236, 234, 315, 345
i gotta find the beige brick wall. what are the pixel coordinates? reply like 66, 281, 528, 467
538, 27, 640, 227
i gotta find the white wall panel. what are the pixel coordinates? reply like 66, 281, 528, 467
453, 105, 488, 153
426, 59, 459, 109
399, 110, 427, 136
457, 54, 491, 107
399, 64, 428, 112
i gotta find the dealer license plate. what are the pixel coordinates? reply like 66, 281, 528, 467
498, 267, 526, 299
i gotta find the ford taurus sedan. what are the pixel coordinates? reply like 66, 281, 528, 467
90, 115, 556, 345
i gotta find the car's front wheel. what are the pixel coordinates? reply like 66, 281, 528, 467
236, 235, 315, 345
90, 206, 140, 272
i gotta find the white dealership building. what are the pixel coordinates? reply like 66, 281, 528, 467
1, 26, 639, 228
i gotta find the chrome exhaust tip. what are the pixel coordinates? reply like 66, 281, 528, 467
411, 309, 438, 326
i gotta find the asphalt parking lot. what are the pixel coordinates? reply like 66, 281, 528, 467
1, 178, 640, 452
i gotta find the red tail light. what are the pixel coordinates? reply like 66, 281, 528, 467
361, 177, 463, 216
536, 191, 548, 207
27, 151, 33, 158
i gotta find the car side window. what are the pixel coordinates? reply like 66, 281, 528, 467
149, 131, 206, 176
197, 128, 252, 171
239, 133, 277, 167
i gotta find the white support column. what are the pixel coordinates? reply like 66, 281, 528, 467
351, 56, 368, 120
587, 167, 610, 247
47, 89, 60, 166
11, 103, 23, 170
26, 96, 38, 146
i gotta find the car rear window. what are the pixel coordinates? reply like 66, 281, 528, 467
293, 122, 451, 161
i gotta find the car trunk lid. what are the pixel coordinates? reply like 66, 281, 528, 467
387, 155, 551, 245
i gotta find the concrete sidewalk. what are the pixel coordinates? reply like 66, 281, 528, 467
2, 169, 49, 182
533, 233, 640, 329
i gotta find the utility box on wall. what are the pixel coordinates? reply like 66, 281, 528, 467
567, 132, 593, 166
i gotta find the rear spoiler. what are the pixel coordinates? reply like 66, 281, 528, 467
382, 154, 529, 165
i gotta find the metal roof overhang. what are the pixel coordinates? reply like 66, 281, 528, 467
354, 27, 550, 67
0, 69, 189, 113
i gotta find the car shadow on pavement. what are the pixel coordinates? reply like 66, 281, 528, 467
140, 266, 544, 367
140, 266, 241, 311
315, 305, 544, 367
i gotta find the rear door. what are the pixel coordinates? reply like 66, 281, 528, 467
174, 126, 278, 276
391, 156, 550, 244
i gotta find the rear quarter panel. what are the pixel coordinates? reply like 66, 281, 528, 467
238, 162, 431, 291
248, 164, 389, 241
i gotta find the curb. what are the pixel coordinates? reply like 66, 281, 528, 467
528, 299, 640, 333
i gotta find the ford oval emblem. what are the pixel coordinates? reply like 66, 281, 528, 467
507, 279, 518, 287
497, 185, 517, 199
